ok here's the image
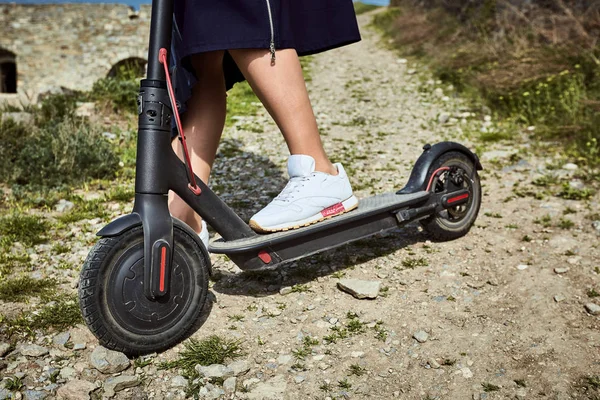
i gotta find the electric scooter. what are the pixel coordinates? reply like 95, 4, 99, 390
78, 0, 483, 356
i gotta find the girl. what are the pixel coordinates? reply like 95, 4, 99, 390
168, 0, 362, 246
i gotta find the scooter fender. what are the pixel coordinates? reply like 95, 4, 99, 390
96, 214, 211, 275
397, 142, 483, 195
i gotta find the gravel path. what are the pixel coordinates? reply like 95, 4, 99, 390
2, 11, 599, 400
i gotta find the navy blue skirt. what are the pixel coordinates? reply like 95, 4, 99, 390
170, 0, 361, 115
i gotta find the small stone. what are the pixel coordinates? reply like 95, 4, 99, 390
438, 112, 450, 124
592, 221, 600, 235
0, 342, 11, 357
397, 58, 408, 64
223, 377, 237, 394
351, 351, 364, 358
243, 378, 261, 389
554, 267, 569, 274
103, 375, 139, 398
516, 264, 529, 271
56, 380, 96, 400
428, 358, 441, 369
585, 303, 600, 316
196, 364, 234, 379
60, 367, 76, 379
467, 282, 485, 289
171, 375, 188, 388
337, 279, 381, 299
90, 346, 130, 374
102, 131, 117, 141
73, 343, 86, 351
0, 389, 9, 400
55, 199, 75, 213
227, 360, 249, 376
279, 286, 292, 295
413, 330, 429, 343
277, 355, 292, 365
567, 257, 581, 266
245, 375, 287, 400
75, 102, 96, 118
23, 390, 47, 400
407, 69, 417, 75
53, 332, 70, 346
562, 163, 578, 171
554, 294, 566, 303
294, 375, 305, 384
461, 367, 474, 378
18, 344, 49, 357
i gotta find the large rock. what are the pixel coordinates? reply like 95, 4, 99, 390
18, 344, 49, 357
246, 375, 287, 400
56, 380, 96, 400
337, 279, 381, 299
195, 363, 234, 379
90, 346, 130, 374
103, 375, 139, 398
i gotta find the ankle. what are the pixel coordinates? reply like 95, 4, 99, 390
314, 160, 338, 176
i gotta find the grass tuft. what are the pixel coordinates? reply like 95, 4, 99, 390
0, 213, 49, 246
0, 276, 57, 301
1, 298, 83, 337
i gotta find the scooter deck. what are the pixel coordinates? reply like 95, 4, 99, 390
209, 191, 430, 256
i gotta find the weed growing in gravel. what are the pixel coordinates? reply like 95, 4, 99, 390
134, 357, 153, 368
52, 243, 71, 254
4, 376, 23, 391
159, 335, 244, 372
0, 276, 57, 301
0, 252, 30, 279
484, 212, 503, 218
587, 289, 600, 298
291, 284, 311, 293
521, 235, 533, 242
556, 184, 594, 200
373, 321, 388, 342
482, 383, 500, 392
563, 207, 577, 215
558, 218, 575, 230
441, 358, 456, 366
227, 314, 245, 322
105, 186, 134, 202
534, 214, 553, 228
338, 378, 352, 389
1, 298, 83, 337
57, 198, 108, 224
400, 257, 429, 269
514, 379, 527, 388
349, 364, 367, 376
319, 382, 334, 392
0, 213, 49, 246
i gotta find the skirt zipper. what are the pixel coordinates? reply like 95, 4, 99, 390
265, 0, 276, 64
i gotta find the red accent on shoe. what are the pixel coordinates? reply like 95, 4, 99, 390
258, 251, 272, 264
447, 193, 470, 204
159, 246, 167, 292
321, 202, 345, 218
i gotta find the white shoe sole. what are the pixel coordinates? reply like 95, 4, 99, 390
249, 196, 359, 233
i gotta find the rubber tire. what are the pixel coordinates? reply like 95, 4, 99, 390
420, 151, 481, 241
78, 222, 210, 356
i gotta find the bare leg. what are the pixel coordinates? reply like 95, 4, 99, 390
168, 51, 226, 233
229, 48, 337, 175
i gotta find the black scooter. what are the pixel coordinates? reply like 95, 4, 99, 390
78, 0, 482, 356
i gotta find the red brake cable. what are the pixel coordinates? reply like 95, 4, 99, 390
158, 48, 201, 196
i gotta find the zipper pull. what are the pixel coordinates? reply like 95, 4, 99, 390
270, 41, 276, 65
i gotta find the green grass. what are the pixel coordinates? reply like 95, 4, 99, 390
159, 335, 245, 396
0, 213, 49, 247
349, 363, 367, 376
482, 382, 500, 392
401, 257, 429, 269
1, 298, 83, 337
354, 1, 380, 15
0, 276, 57, 301
57, 198, 108, 224
4, 376, 23, 391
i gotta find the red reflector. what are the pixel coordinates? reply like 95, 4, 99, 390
448, 193, 469, 204
159, 246, 167, 292
258, 251, 272, 264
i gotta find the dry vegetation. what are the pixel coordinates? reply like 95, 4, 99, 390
380, 0, 600, 169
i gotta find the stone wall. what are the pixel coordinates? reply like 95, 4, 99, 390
0, 4, 152, 103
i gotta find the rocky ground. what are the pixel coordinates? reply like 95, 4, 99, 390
1, 10, 600, 400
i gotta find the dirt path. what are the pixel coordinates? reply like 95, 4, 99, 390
2, 10, 599, 400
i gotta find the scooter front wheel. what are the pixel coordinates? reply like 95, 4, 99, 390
78, 222, 210, 356
421, 151, 482, 241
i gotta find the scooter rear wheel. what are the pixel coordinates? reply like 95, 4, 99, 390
421, 151, 481, 241
78, 221, 210, 356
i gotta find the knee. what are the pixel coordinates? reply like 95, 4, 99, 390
190, 51, 225, 82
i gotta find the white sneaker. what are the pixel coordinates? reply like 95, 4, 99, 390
249, 155, 359, 233
199, 220, 209, 250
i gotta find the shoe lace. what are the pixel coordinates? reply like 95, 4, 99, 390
274, 176, 312, 202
